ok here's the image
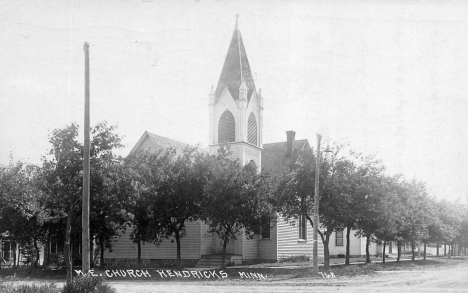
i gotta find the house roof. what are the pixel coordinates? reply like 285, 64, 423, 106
214, 17, 256, 104
261, 139, 313, 175
129, 131, 189, 157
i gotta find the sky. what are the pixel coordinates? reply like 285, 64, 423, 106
1, 0, 467, 203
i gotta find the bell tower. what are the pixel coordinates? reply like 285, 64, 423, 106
208, 15, 263, 168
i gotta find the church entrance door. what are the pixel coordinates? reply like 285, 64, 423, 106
213, 236, 235, 255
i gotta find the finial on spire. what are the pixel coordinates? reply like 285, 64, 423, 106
235, 14, 239, 30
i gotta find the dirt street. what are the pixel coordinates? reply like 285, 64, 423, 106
108, 261, 468, 293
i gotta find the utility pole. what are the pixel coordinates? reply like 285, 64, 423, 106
82, 42, 90, 274
313, 134, 321, 274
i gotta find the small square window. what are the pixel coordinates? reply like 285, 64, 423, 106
335, 230, 344, 246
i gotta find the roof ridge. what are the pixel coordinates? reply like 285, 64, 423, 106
146, 131, 189, 145
263, 139, 308, 145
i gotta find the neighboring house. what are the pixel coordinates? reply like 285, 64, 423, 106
105, 18, 378, 267
328, 230, 382, 257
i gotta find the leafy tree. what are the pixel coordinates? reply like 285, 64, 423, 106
146, 147, 210, 268
41, 122, 125, 282
112, 152, 167, 267
274, 142, 359, 269
0, 161, 52, 268
41, 124, 83, 282
202, 146, 271, 268
88, 123, 126, 267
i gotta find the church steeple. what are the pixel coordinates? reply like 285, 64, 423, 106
214, 15, 256, 104
209, 16, 263, 169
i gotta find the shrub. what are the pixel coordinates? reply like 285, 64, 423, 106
61, 276, 116, 293
278, 255, 310, 263
0, 283, 60, 293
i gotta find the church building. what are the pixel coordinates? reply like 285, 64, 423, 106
104, 18, 381, 268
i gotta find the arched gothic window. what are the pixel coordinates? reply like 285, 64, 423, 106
218, 110, 235, 143
247, 112, 257, 146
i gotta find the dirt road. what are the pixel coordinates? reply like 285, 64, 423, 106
2, 259, 466, 292
109, 261, 468, 293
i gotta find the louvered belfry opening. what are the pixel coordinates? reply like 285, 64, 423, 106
247, 112, 257, 146
218, 110, 236, 143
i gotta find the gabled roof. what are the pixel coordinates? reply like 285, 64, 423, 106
215, 17, 256, 104
129, 131, 189, 157
261, 139, 313, 176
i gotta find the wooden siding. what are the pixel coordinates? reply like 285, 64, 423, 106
277, 215, 324, 259
244, 146, 260, 166
328, 229, 362, 256
209, 144, 241, 162
243, 234, 259, 260
106, 222, 201, 260
259, 216, 277, 260
200, 223, 213, 255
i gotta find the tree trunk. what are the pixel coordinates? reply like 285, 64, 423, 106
382, 241, 386, 264
444, 241, 446, 256
64, 208, 73, 284
397, 240, 401, 262
13, 241, 16, 268
33, 237, 40, 268
411, 240, 415, 261
418, 240, 421, 258
46, 232, 50, 267
423, 240, 427, 260
365, 234, 371, 263
175, 220, 185, 268
221, 236, 228, 269
137, 239, 141, 268
100, 236, 104, 268
389, 241, 392, 254
89, 237, 94, 268
345, 226, 351, 265
324, 236, 330, 269
436, 242, 439, 257
175, 230, 181, 268
318, 231, 330, 269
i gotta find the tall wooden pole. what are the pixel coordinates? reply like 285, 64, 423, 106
313, 134, 321, 273
82, 42, 90, 274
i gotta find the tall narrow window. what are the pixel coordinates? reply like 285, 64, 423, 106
218, 110, 235, 143
247, 112, 257, 145
335, 230, 344, 246
298, 214, 307, 241
261, 215, 270, 239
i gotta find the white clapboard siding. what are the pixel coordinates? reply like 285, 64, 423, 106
277, 215, 324, 258
244, 147, 260, 166
200, 223, 213, 255
106, 222, 201, 259
243, 234, 259, 260
259, 217, 277, 260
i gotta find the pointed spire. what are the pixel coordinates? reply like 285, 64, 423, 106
239, 80, 247, 91
209, 85, 215, 105
214, 15, 256, 104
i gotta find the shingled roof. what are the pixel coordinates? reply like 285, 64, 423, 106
261, 139, 313, 176
129, 131, 189, 157
215, 17, 256, 104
